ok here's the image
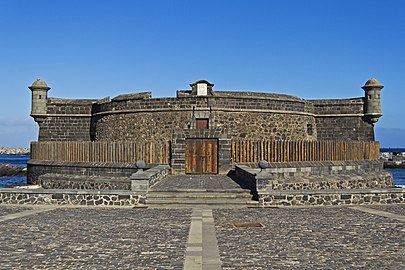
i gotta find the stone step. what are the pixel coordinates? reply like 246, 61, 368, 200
149, 188, 251, 193
146, 191, 258, 205
146, 198, 259, 205
147, 192, 252, 199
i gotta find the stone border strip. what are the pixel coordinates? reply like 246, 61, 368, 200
0, 206, 56, 223
258, 188, 405, 206
0, 188, 144, 206
350, 206, 405, 222
184, 209, 222, 270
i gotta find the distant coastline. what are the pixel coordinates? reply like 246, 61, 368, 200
0, 148, 30, 155
380, 148, 405, 153
380, 148, 405, 169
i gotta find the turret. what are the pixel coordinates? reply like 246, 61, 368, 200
29, 79, 50, 123
362, 78, 383, 125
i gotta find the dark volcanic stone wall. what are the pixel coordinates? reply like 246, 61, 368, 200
38, 98, 96, 141
215, 111, 315, 140
94, 114, 315, 142
95, 111, 190, 141
39, 116, 92, 141
93, 94, 316, 141
312, 98, 374, 141
36, 91, 374, 143
94, 111, 315, 141
315, 117, 374, 141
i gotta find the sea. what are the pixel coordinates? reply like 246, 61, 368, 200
0, 154, 30, 188
0, 154, 404, 188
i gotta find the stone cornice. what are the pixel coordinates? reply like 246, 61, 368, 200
31, 109, 365, 118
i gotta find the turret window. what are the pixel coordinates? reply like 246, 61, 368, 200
307, 124, 313, 135
39, 95, 42, 99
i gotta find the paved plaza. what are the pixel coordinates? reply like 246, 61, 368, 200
0, 204, 404, 269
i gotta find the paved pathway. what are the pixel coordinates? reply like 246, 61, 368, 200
0, 204, 403, 269
0, 206, 55, 223
184, 209, 222, 270
151, 174, 251, 191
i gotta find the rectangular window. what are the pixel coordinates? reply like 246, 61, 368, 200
307, 124, 313, 135
196, 118, 209, 129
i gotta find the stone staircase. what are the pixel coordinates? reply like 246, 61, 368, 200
146, 189, 258, 206
146, 174, 258, 206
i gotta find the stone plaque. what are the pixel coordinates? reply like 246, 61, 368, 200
197, 83, 208, 96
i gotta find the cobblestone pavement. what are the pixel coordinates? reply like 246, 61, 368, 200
213, 206, 405, 269
365, 204, 405, 216
0, 207, 191, 269
151, 173, 250, 191
0, 204, 404, 269
0, 205, 32, 216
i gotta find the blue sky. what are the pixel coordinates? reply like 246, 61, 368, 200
0, 0, 404, 147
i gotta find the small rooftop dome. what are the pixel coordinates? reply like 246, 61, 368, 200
364, 78, 381, 86
29, 79, 50, 90
362, 78, 383, 90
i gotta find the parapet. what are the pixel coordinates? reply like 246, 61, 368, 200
112, 92, 152, 101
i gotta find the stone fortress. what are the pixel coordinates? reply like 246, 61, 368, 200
29, 78, 382, 143
21, 78, 403, 207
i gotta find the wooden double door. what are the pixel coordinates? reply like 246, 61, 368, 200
185, 139, 218, 174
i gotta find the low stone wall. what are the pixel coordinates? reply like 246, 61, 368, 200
37, 165, 170, 192
236, 160, 393, 192
39, 174, 132, 190
268, 172, 393, 190
147, 165, 171, 188
130, 165, 171, 193
27, 160, 144, 185
235, 164, 259, 191
0, 188, 144, 206
262, 160, 384, 175
259, 188, 405, 206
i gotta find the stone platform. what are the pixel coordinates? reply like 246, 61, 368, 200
150, 174, 252, 191
0, 204, 404, 269
148, 174, 257, 206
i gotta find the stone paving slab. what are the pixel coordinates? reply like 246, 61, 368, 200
151, 174, 251, 191
0, 204, 404, 269
0, 205, 32, 217
365, 204, 405, 216
0, 207, 191, 269
213, 206, 405, 269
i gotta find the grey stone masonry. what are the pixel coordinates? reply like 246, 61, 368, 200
27, 160, 142, 185
130, 165, 170, 194
0, 188, 144, 206
39, 174, 132, 190
236, 160, 393, 194
362, 78, 384, 124
29, 79, 50, 120
259, 188, 405, 206
310, 98, 374, 141
31, 78, 383, 143
171, 128, 232, 175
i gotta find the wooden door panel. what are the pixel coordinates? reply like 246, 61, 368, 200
185, 139, 218, 174
185, 139, 197, 174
